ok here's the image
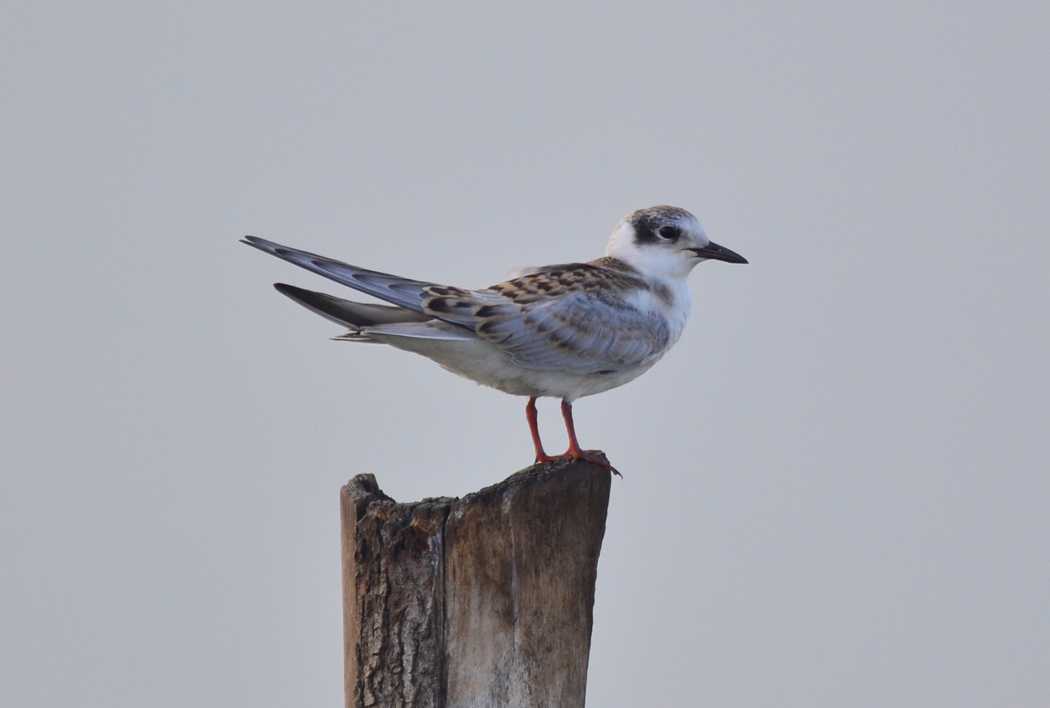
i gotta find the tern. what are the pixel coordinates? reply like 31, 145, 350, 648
243, 205, 747, 473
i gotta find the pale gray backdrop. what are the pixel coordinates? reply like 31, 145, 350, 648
2, 2, 1047, 707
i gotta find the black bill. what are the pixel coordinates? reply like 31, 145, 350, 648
688, 241, 748, 264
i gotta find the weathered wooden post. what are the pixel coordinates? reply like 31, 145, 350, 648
341, 458, 612, 708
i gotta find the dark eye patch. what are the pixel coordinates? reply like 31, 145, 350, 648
630, 209, 689, 246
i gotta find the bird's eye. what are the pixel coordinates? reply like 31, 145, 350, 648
658, 226, 681, 241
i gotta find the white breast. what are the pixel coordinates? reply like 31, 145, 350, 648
626, 277, 692, 349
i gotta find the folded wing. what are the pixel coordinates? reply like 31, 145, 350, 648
468, 290, 669, 374
245, 237, 668, 373
243, 236, 447, 314
273, 283, 430, 327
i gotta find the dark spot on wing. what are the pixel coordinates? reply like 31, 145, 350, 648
426, 297, 474, 315
483, 260, 648, 307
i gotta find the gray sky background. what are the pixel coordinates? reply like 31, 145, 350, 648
2, 2, 1048, 706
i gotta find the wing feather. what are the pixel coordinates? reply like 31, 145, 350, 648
468, 263, 670, 374
243, 236, 438, 313
273, 283, 430, 327
473, 290, 669, 373
244, 237, 667, 374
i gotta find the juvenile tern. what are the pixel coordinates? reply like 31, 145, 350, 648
242, 205, 747, 473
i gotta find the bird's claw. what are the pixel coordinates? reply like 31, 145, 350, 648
533, 449, 621, 477
567, 449, 622, 478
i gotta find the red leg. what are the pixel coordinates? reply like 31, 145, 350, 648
560, 399, 621, 476
526, 397, 560, 464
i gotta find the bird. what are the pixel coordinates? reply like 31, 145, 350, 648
242, 205, 747, 474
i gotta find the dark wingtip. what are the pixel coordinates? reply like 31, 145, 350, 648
241, 235, 278, 252
273, 283, 317, 302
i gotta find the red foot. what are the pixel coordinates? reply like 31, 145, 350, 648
564, 447, 621, 477
532, 448, 621, 477
525, 397, 622, 477
560, 399, 621, 477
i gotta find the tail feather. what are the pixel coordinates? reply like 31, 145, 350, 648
273, 283, 430, 328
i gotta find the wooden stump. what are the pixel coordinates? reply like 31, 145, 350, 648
341, 459, 612, 708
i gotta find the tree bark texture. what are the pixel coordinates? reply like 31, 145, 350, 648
341, 459, 612, 708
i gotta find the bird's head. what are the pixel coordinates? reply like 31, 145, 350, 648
605, 205, 748, 280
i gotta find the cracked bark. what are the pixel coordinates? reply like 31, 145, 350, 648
341, 459, 612, 708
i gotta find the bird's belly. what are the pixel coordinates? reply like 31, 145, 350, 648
381, 336, 656, 401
